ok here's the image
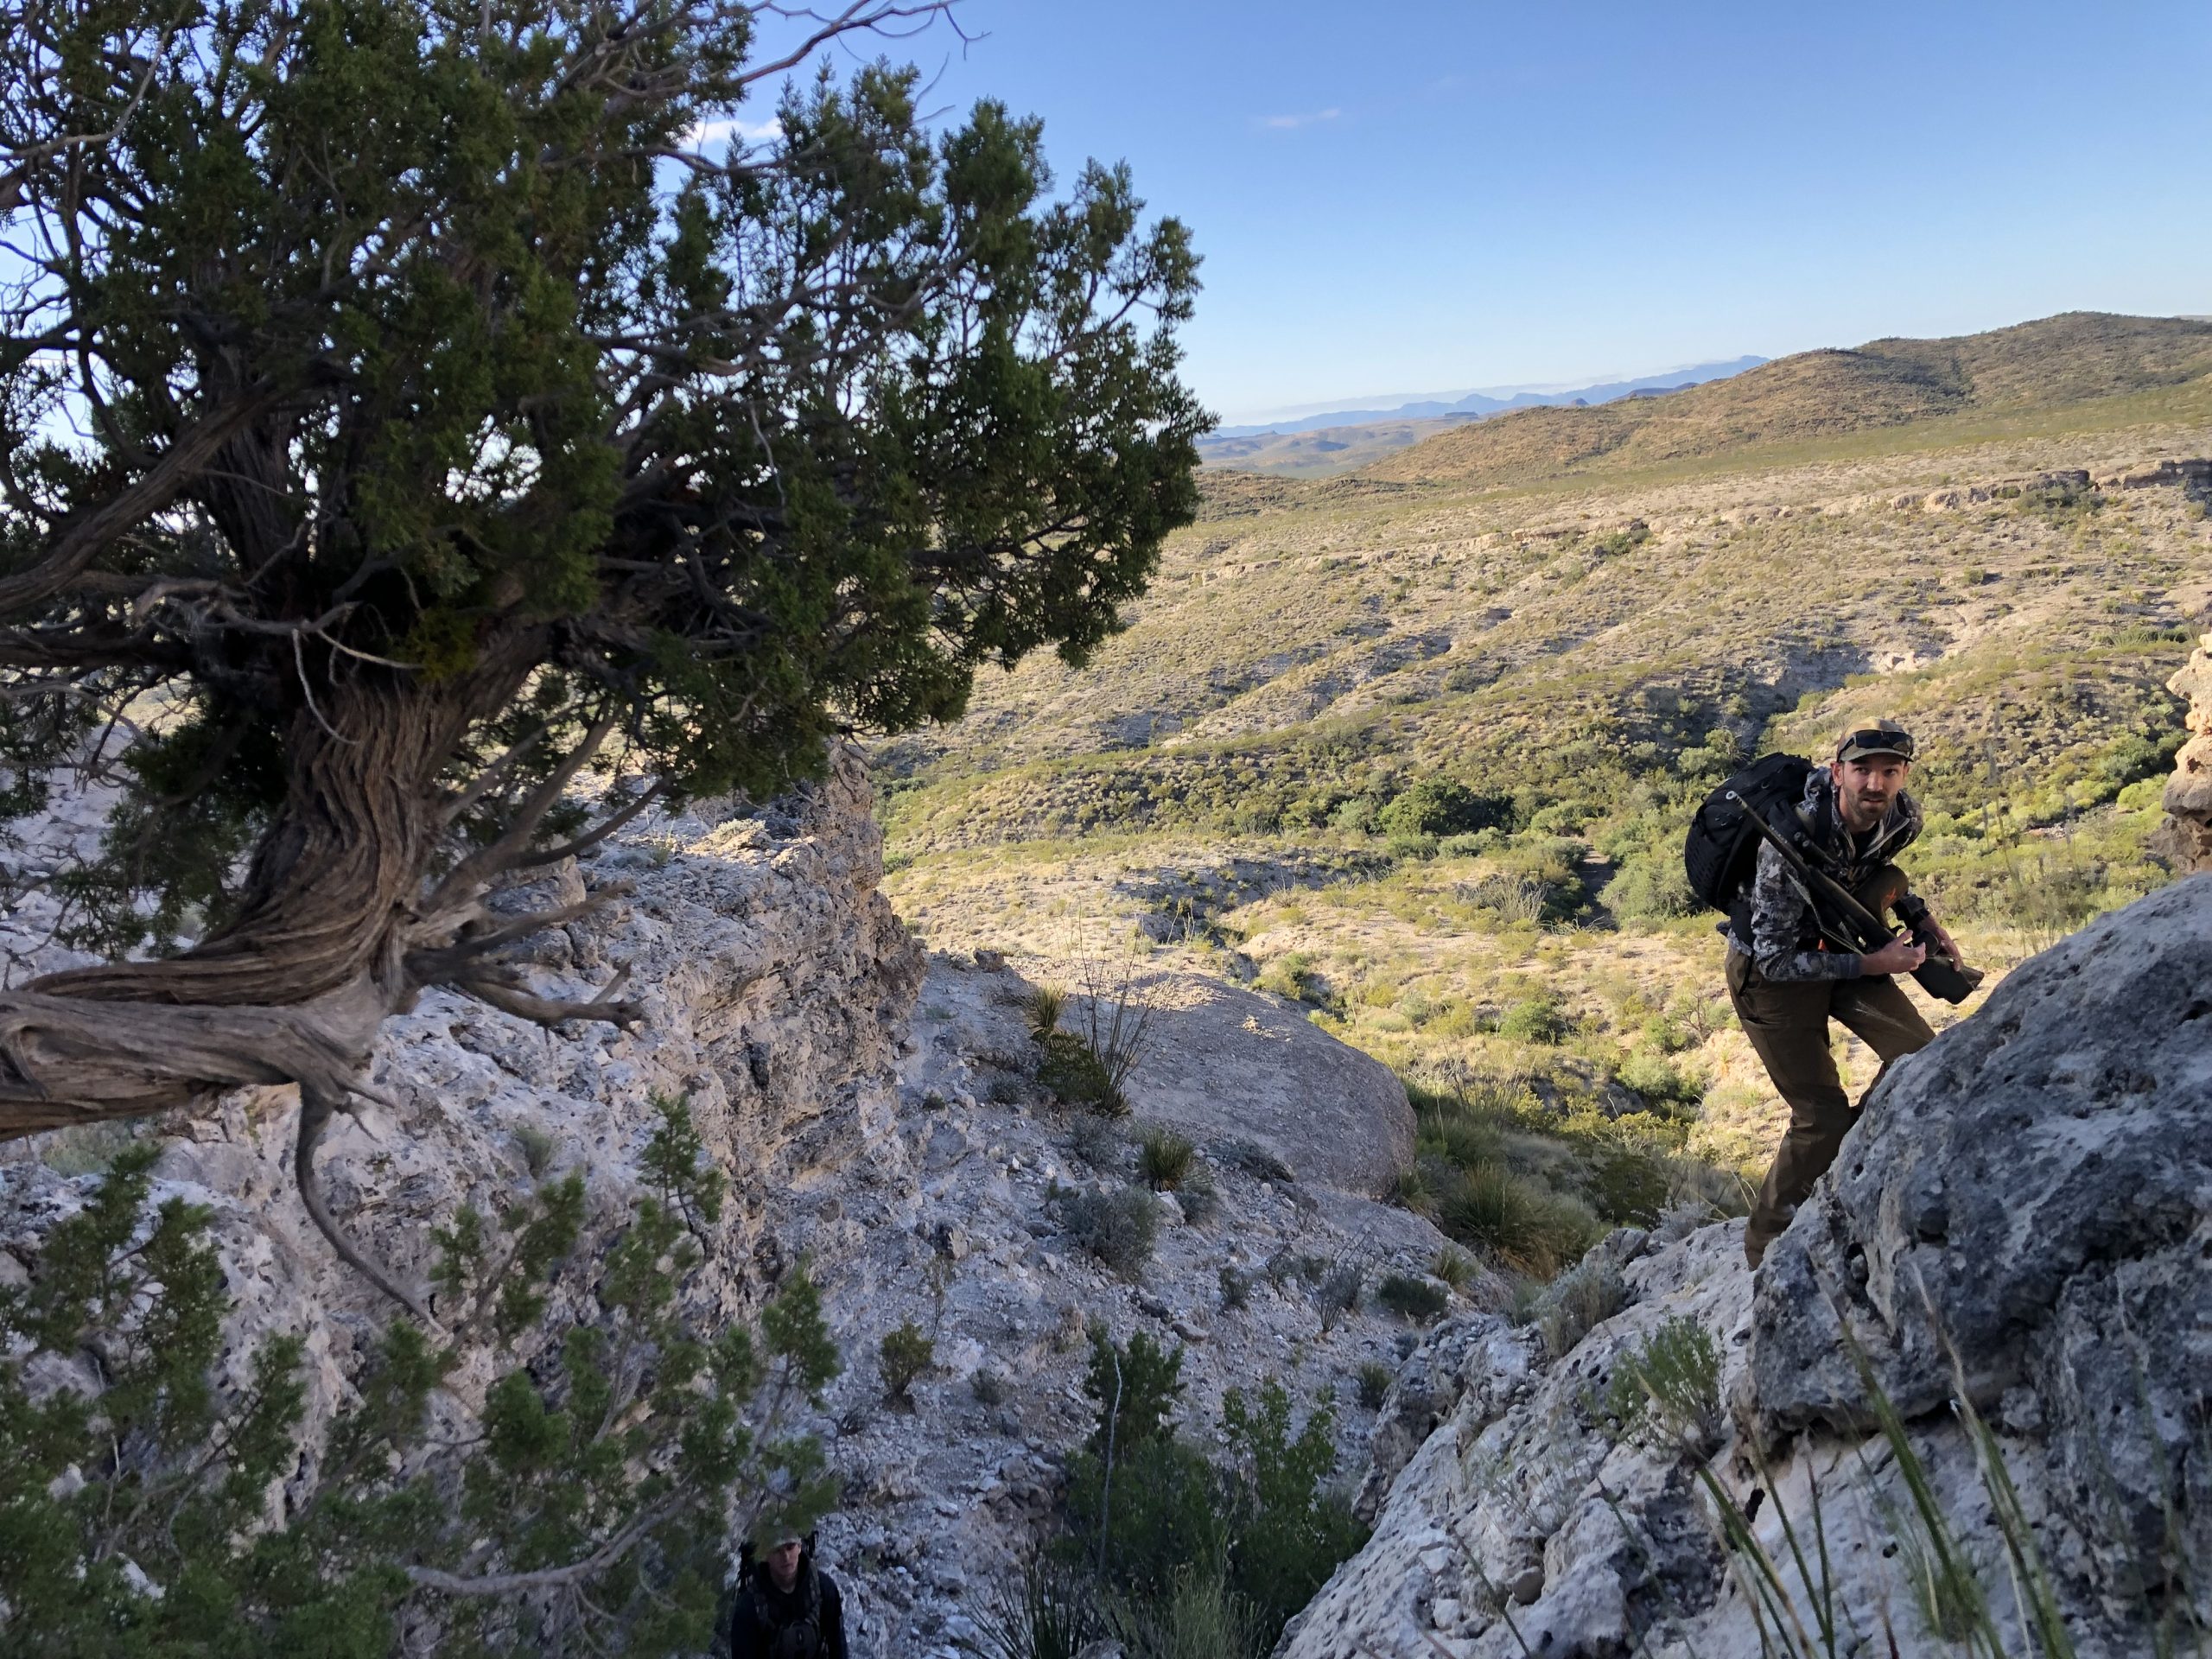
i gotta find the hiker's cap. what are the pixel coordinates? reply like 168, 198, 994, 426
1836, 721, 1915, 765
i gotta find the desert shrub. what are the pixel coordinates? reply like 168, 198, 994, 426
1604, 1316, 1721, 1452
1355, 1361, 1395, 1410
1060, 1185, 1160, 1278
880, 1320, 935, 1402
1389, 1161, 1432, 1211
1218, 1267, 1250, 1312
1138, 1125, 1197, 1190
1255, 950, 1323, 1004
1039, 1027, 1119, 1112
1219, 1381, 1370, 1636
1374, 1273, 1448, 1324
1457, 871, 1550, 923
1071, 1113, 1125, 1171
972, 1369, 1009, 1407
1177, 1162, 1220, 1224
1431, 1246, 1476, 1291
1436, 1163, 1597, 1276
0, 1106, 838, 1655
1377, 778, 1505, 839
1314, 1262, 1364, 1332
1497, 993, 1569, 1045
1416, 1114, 1504, 1170
1083, 1325, 1186, 1451
1607, 850, 1697, 923
1581, 1135, 1677, 1226
1615, 1050, 1706, 1109
1266, 1249, 1328, 1287
1535, 1258, 1629, 1358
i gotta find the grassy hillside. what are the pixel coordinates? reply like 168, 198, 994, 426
870, 325, 2212, 1270
1363, 312, 2212, 487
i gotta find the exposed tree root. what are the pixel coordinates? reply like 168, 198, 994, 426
294, 1082, 439, 1325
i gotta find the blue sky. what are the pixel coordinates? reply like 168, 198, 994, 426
824, 0, 2212, 423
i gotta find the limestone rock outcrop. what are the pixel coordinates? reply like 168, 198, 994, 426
1284, 875, 2212, 1659
2, 746, 926, 1459
2152, 631, 2212, 873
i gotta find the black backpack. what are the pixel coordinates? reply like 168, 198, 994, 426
1682, 753, 1812, 917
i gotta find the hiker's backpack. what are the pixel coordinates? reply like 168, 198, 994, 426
1682, 753, 1813, 917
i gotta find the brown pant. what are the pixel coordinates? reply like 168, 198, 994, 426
1728, 950, 1934, 1266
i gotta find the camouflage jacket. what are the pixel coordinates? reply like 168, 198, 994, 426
1726, 765, 1923, 982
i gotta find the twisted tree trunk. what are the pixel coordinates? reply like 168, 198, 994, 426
0, 661, 644, 1315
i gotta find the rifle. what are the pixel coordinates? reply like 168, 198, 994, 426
1723, 791, 1985, 1004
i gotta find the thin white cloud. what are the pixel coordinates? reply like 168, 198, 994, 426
1256, 107, 1341, 131
684, 114, 785, 150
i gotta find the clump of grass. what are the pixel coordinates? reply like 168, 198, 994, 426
1355, 1361, 1395, 1411
1605, 1316, 1721, 1453
1535, 1258, 1627, 1359
1437, 1163, 1597, 1278
970, 1368, 1007, 1408
1177, 1162, 1220, 1225
880, 1321, 935, 1403
1431, 1246, 1476, 1291
1059, 1184, 1160, 1279
1389, 1162, 1432, 1211
1374, 1273, 1449, 1324
511, 1120, 558, 1178
1218, 1266, 1249, 1312
1138, 1124, 1197, 1190
1071, 1114, 1124, 1171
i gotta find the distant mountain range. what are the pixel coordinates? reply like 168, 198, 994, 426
1361, 310, 2212, 487
1210, 357, 1769, 441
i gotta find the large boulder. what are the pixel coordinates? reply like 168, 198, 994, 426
1285, 877, 2212, 1658
1750, 872, 2212, 1609
1114, 971, 1414, 1197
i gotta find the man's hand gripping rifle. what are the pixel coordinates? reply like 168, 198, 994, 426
1722, 790, 1986, 1004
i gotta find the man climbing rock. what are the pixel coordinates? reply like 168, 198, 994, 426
723, 1529, 849, 1659
1726, 721, 1960, 1267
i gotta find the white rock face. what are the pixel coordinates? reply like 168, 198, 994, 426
0, 752, 1461, 1658
1286, 877, 2212, 1659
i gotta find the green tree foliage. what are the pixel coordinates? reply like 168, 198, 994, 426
1057, 1329, 1369, 1653
0, 0, 1207, 1144
1375, 778, 1509, 840
0, 1099, 840, 1653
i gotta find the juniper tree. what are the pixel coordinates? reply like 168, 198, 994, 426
0, 0, 1205, 1294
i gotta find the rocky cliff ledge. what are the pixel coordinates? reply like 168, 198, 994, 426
2, 754, 1458, 1658
1283, 875, 2210, 1659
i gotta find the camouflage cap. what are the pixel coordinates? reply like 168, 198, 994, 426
1835, 719, 1915, 764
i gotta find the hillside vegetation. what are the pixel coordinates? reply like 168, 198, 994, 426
1363, 311, 2212, 486
872, 311, 2212, 1255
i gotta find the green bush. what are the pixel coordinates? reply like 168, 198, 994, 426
1535, 1257, 1628, 1357
1615, 1051, 1706, 1109
1376, 778, 1508, 838
1138, 1125, 1198, 1190
1355, 1361, 1395, 1410
1039, 1027, 1119, 1112
1430, 1246, 1476, 1291
1607, 850, 1697, 923
880, 1320, 935, 1402
1060, 1185, 1161, 1278
1218, 1381, 1370, 1635
1604, 1316, 1721, 1453
1374, 1273, 1448, 1323
1497, 994, 1568, 1045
